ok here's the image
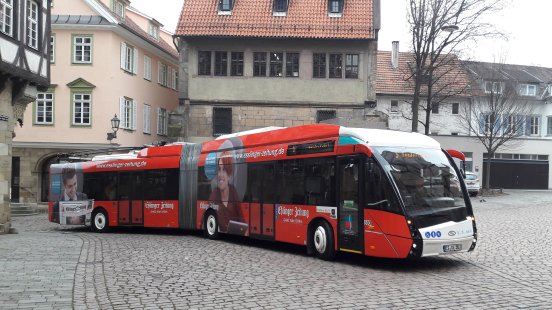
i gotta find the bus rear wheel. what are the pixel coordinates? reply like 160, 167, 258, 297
312, 220, 335, 260
204, 210, 220, 240
92, 209, 109, 233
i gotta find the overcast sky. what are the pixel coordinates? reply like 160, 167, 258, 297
130, 0, 552, 68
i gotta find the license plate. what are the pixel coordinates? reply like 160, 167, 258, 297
443, 244, 462, 252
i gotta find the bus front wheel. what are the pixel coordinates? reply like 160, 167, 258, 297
312, 220, 335, 260
204, 210, 220, 240
92, 209, 109, 233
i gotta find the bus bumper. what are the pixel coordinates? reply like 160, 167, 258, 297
421, 236, 475, 256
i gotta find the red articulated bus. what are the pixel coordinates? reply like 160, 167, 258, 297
49, 124, 477, 260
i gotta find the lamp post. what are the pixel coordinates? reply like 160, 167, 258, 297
107, 114, 120, 143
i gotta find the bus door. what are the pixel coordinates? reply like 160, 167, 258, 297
248, 163, 275, 239
337, 156, 363, 254
117, 172, 144, 225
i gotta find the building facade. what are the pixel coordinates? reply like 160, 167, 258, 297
376, 43, 552, 189
12, 0, 179, 203
1, 0, 51, 233
174, 0, 382, 142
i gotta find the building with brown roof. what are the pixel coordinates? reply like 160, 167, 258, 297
376, 42, 472, 136
376, 41, 552, 189
174, 0, 382, 141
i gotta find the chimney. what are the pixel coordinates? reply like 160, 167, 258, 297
391, 41, 399, 69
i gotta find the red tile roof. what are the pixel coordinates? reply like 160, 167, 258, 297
175, 0, 375, 39
377, 51, 471, 97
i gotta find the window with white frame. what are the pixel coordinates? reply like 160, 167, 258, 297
328, 0, 343, 13
485, 81, 503, 94
158, 62, 168, 86
143, 104, 151, 134
120, 42, 137, 73
519, 84, 537, 96
144, 55, 151, 80
529, 116, 540, 135
170, 68, 178, 90
480, 113, 494, 134
157, 108, 167, 135
119, 97, 136, 130
219, 0, 233, 11
73, 94, 91, 125
0, 0, 14, 36
26, 0, 39, 49
547, 116, 552, 136
50, 35, 55, 63
35, 93, 54, 125
73, 36, 92, 64
113, 0, 125, 18
148, 22, 159, 40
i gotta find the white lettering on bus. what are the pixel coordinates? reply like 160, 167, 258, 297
161, 202, 174, 210
235, 148, 285, 160
145, 202, 161, 209
200, 201, 219, 211
294, 207, 309, 218
96, 161, 147, 169
278, 205, 293, 217
278, 205, 309, 218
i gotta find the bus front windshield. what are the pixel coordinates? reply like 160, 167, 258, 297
375, 147, 468, 227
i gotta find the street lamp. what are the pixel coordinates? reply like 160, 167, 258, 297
107, 114, 120, 142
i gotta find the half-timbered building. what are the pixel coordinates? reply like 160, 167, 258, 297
1, 0, 51, 233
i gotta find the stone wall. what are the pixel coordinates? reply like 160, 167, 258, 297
11, 148, 59, 203
0, 81, 14, 234
188, 104, 383, 140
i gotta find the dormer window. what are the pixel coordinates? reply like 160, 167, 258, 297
328, 0, 343, 15
112, 0, 126, 18
218, 0, 233, 14
148, 22, 160, 40
485, 81, 503, 94
519, 84, 536, 97
273, 0, 288, 15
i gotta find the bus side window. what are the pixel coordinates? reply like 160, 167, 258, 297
246, 163, 263, 203
83, 172, 117, 201
305, 157, 335, 206
197, 166, 211, 201
279, 159, 306, 205
365, 159, 402, 214
245, 162, 276, 204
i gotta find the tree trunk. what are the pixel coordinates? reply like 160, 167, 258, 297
412, 92, 420, 132
484, 153, 492, 189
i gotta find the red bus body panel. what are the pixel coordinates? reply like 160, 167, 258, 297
363, 209, 413, 258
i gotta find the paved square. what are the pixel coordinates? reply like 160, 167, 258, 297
1, 190, 552, 309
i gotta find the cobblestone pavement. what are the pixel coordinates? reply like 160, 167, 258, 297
2, 190, 552, 309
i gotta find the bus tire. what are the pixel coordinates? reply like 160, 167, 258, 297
91, 209, 109, 233
204, 210, 220, 240
312, 220, 335, 260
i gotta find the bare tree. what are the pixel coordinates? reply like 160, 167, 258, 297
456, 62, 533, 189
407, 0, 503, 133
